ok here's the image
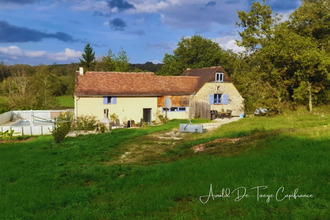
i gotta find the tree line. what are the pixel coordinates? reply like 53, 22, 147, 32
0, 50, 162, 112
0, 0, 329, 113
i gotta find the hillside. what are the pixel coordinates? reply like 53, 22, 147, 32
0, 112, 329, 219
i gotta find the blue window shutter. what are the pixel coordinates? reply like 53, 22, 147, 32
209, 94, 214, 104
112, 97, 117, 104
222, 94, 229, 104
103, 96, 108, 104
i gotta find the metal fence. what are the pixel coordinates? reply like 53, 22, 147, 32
0, 110, 73, 136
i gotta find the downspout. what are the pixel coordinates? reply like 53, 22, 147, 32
74, 95, 79, 120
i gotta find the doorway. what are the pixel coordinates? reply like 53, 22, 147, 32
143, 108, 152, 124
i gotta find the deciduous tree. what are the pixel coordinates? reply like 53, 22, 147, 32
158, 35, 231, 75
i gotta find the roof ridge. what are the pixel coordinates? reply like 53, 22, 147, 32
156, 75, 200, 78
85, 71, 154, 74
185, 66, 222, 71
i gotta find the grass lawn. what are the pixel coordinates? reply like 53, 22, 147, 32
0, 113, 329, 219
56, 95, 74, 108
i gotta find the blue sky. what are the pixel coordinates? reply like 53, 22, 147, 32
0, 0, 301, 65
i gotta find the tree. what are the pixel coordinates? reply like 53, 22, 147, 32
0, 62, 10, 82
234, 0, 330, 112
289, 0, 330, 52
95, 48, 130, 72
158, 35, 231, 75
95, 49, 116, 71
32, 65, 58, 109
6, 70, 36, 110
80, 43, 95, 70
114, 48, 130, 71
236, 0, 279, 52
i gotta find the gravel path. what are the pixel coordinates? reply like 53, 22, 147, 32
202, 117, 241, 130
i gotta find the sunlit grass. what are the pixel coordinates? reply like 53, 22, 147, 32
0, 112, 329, 219
56, 95, 74, 108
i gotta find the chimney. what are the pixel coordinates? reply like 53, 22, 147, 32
79, 67, 84, 76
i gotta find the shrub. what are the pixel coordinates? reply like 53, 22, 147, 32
110, 113, 118, 124
96, 122, 108, 133
52, 112, 73, 143
75, 115, 97, 132
0, 130, 15, 140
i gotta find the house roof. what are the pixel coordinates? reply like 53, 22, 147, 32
75, 72, 200, 96
181, 66, 231, 92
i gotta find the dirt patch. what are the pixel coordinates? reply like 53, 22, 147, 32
107, 130, 187, 165
105, 119, 242, 165
156, 129, 185, 140
192, 137, 242, 153
202, 117, 241, 131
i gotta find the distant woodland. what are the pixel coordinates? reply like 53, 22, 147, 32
0, 62, 162, 113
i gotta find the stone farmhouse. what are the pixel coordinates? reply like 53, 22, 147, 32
74, 66, 244, 125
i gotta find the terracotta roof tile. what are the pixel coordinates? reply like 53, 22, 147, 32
75, 72, 200, 96
181, 66, 231, 91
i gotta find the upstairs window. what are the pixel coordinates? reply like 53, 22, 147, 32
103, 96, 117, 104
215, 72, 224, 82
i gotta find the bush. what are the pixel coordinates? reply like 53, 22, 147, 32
110, 113, 118, 124
96, 122, 108, 133
75, 115, 97, 132
0, 130, 15, 140
52, 112, 73, 143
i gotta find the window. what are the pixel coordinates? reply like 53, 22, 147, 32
209, 94, 229, 105
103, 96, 117, 104
214, 94, 222, 104
215, 72, 224, 82
162, 107, 186, 112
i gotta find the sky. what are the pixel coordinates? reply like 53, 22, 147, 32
0, 0, 301, 65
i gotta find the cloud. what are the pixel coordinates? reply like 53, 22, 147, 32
147, 42, 176, 51
0, 0, 38, 5
0, 46, 82, 64
109, 18, 126, 31
129, 0, 249, 32
213, 36, 245, 53
205, 1, 216, 7
0, 21, 76, 43
107, 0, 135, 12
129, 30, 145, 36
49, 48, 82, 61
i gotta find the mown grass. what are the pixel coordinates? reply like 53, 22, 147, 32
56, 95, 74, 108
0, 114, 329, 219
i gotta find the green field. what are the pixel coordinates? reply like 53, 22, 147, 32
0, 113, 329, 219
56, 95, 74, 108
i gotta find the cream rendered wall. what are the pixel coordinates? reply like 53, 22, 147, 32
194, 82, 244, 116
76, 96, 158, 123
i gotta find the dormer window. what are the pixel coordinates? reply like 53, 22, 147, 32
215, 72, 224, 82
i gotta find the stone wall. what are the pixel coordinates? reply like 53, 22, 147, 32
193, 82, 244, 116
